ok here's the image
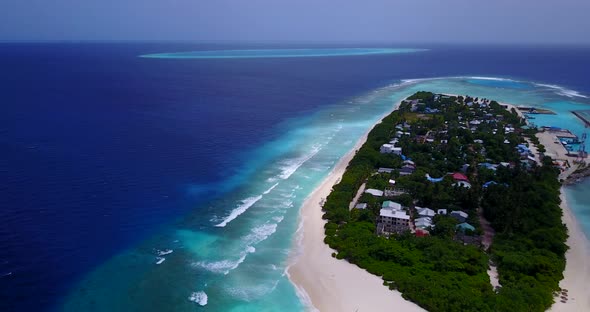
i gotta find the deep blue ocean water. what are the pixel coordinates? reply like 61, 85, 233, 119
1, 43, 590, 311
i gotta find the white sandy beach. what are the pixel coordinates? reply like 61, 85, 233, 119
548, 191, 590, 312
534, 134, 590, 312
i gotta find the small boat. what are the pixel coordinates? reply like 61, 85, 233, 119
156, 257, 166, 265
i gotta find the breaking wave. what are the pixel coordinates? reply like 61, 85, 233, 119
215, 196, 263, 227
534, 83, 589, 98
277, 144, 323, 180
194, 246, 256, 275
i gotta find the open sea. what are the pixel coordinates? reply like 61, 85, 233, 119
1, 43, 590, 311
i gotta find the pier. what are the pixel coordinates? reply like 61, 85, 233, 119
517, 106, 556, 115
572, 110, 590, 127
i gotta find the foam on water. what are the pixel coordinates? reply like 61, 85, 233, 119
243, 223, 278, 246
215, 195, 263, 227
263, 183, 280, 194
194, 245, 256, 275
534, 83, 589, 98
277, 143, 323, 180
227, 280, 281, 301
188, 291, 208, 306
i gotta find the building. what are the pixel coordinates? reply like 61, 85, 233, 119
355, 203, 368, 209
365, 189, 384, 197
399, 165, 415, 176
451, 172, 470, 182
450, 210, 469, 223
456, 222, 475, 232
377, 208, 410, 234
416, 207, 436, 218
382, 200, 402, 210
380, 143, 402, 155
453, 180, 472, 189
415, 217, 433, 229
378, 167, 395, 174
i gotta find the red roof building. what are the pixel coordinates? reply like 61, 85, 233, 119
451, 172, 469, 182
415, 229, 430, 237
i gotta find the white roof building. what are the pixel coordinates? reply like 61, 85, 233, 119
378, 167, 395, 173
379, 209, 410, 220
453, 181, 472, 189
365, 189, 384, 197
415, 217, 433, 229
450, 210, 469, 221
382, 201, 402, 210
416, 207, 436, 217
355, 203, 368, 209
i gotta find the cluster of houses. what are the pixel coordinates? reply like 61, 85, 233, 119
369, 197, 474, 236
354, 93, 536, 245
380, 138, 403, 155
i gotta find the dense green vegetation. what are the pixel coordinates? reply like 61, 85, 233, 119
482, 158, 567, 311
321, 92, 567, 311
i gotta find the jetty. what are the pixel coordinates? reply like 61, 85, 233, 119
572, 110, 590, 127
517, 106, 556, 115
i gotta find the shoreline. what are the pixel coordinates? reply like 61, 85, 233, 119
548, 190, 590, 311
536, 131, 590, 311
287, 99, 424, 312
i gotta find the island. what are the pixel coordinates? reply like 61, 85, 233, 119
289, 92, 589, 312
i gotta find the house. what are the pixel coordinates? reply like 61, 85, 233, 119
415, 229, 430, 237
437, 209, 447, 215
453, 180, 472, 189
380, 144, 395, 154
482, 181, 498, 188
355, 203, 368, 209
415, 217, 433, 229
451, 172, 470, 182
403, 159, 416, 166
460, 164, 470, 173
416, 207, 436, 218
456, 222, 476, 232
378, 167, 395, 174
380, 144, 402, 155
382, 201, 402, 211
399, 165, 415, 176
479, 163, 497, 171
450, 210, 469, 223
365, 189, 384, 197
377, 208, 410, 234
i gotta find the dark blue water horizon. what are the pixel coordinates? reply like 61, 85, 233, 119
2, 42, 590, 311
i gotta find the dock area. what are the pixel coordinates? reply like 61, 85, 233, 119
517, 106, 556, 115
541, 127, 579, 140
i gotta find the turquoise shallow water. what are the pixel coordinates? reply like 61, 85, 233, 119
59, 77, 590, 311
140, 48, 427, 59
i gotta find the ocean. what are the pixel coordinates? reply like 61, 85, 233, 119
1, 43, 590, 311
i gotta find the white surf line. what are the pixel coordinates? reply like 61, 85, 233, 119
215, 183, 281, 227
